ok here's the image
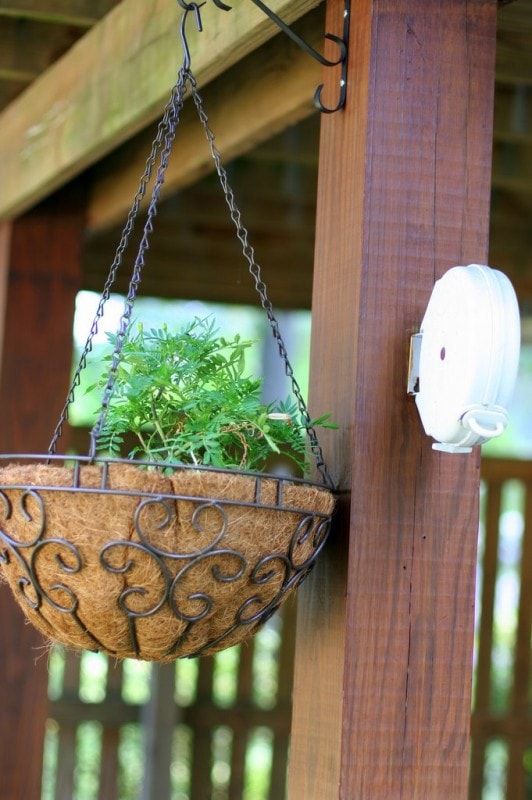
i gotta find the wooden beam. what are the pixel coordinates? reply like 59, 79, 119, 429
0, 1, 118, 27
88, 8, 324, 231
0, 17, 81, 83
489, 189, 532, 302
0, 77, 27, 109
140, 664, 178, 800
492, 140, 532, 192
0, 0, 323, 221
495, 34, 532, 86
0, 183, 85, 799
84, 114, 320, 308
0, 224, 9, 377
83, 245, 315, 308
0, 185, 85, 447
496, 0, 532, 36
288, 0, 497, 797
493, 85, 532, 145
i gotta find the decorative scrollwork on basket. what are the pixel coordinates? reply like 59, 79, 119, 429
30, 537, 83, 614
169, 549, 248, 622
0, 488, 50, 611
100, 539, 172, 618
289, 513, 332, 571
0, 460, 335, 660
0, 487, 46, 549
133, 495, 229, 558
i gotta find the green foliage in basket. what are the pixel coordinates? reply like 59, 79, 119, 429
91, 317, 336, 473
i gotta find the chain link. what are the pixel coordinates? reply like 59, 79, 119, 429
48, 70, 189, 456
188, 74, 334, 488
48, 42, 334, 486
88, 68, 190, 458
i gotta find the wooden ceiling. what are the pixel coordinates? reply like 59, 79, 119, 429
0, 0, 531, 310
0, 2, 122, 109
490, 1, 532, 310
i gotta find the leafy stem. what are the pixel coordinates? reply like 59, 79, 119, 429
92, 316, 337, 473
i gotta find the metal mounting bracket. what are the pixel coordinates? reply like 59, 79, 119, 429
177, 0, 351, 113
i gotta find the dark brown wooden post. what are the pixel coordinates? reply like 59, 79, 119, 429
0, 187, 84, 799
288, 1, 497, 798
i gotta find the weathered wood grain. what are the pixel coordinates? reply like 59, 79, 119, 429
87, 9, 324, 232
0, 1, 118, 26
288, 0, 497, 797
0, 184, 85, 798
0, 0, 323, 221
140, 664, 178, 800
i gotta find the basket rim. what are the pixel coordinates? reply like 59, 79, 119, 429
0, 453, 335, 517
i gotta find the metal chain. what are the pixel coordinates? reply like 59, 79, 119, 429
88, 67, 190, 458
47, 70, 189, 456
49, 0, 334, 488
188, 73, 334, 488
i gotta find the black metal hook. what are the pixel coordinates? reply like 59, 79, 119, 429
249, 1, 345, 67
178, 0, 230, 9
178, 2, 205, 71
177, 0, 350, 113
313, 30, 349, 114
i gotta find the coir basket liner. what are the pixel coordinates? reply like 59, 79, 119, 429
0, 457, 334, 660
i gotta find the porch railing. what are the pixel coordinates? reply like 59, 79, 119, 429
469, 458, 532, 800
41, 457, 530, 799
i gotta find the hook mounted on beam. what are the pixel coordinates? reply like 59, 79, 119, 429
177, 0, 350, 113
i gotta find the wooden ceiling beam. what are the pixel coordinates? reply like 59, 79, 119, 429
0, 1, 118, 27
493, 85, 532, 145
0, 0, 323, 221
0, 17, 80, 83
82, 259, 314, 308
495, 34, 532, 86
0, 79, 27, 108
496, 2, 532, 34
492, 140, 532, 193
87, 9, 324, 232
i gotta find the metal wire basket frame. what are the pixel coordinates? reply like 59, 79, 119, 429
0, 4, 336, 661
0, 454, 333, 659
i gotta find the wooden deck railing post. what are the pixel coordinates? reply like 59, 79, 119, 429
0, 186, 84, 799
288, 1, 498, 798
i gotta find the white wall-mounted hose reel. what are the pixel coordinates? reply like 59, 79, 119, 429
408, 264, 521, 454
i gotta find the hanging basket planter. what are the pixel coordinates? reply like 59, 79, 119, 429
0, 3, 336, 661
0, 457, 333, 660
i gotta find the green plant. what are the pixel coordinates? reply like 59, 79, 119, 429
92, 317, 335, 473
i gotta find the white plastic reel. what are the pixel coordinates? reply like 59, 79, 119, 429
408, 264, 521, 454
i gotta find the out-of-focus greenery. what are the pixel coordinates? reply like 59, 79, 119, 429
42, 615, 285, 800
